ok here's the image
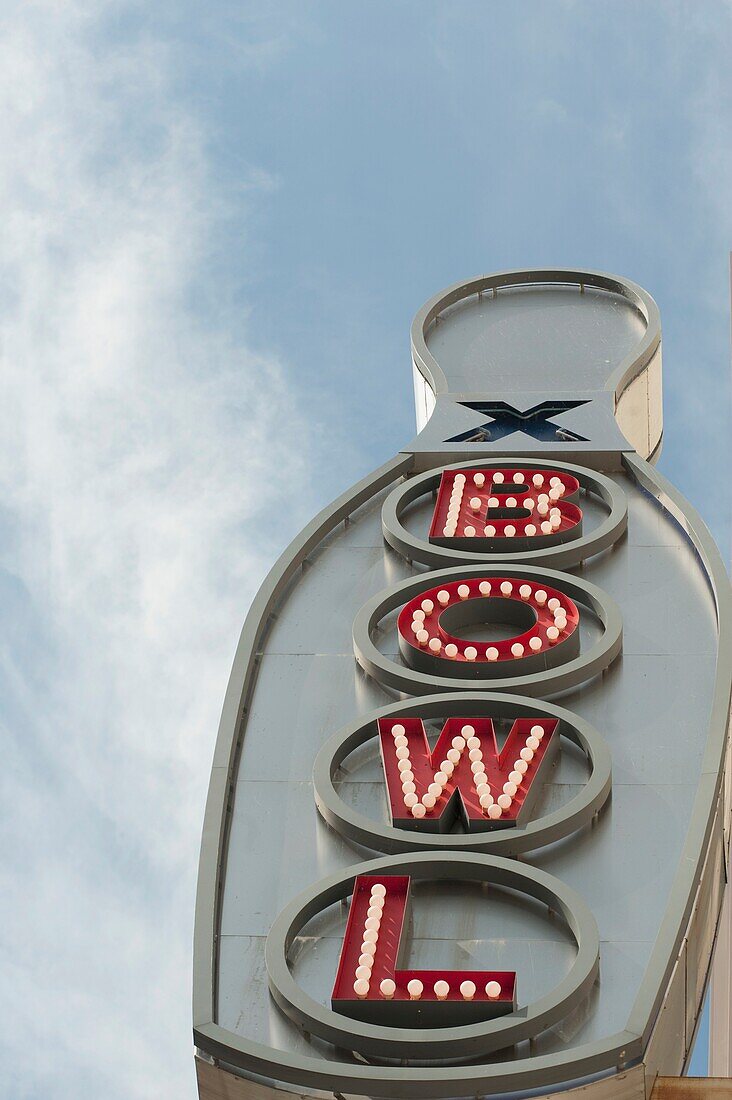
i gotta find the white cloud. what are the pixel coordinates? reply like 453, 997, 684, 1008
0, 3, 314, 1097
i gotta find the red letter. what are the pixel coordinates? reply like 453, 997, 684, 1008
379, 716, 558, 829
430, 466, 581, 544
332, 874, 516, 1024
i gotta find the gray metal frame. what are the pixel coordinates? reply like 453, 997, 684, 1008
312, 692, 612, 857
193, 269, 731, 1099
409, 268, 661, 415
265, 852, 600, 1061
352, 564, 623, 698
381, 458, 627, 570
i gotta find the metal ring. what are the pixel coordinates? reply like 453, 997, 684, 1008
265, 852, 600, 1060
353, 564, 622, 697
382, 458, 627, 570
313, 693, 611, 856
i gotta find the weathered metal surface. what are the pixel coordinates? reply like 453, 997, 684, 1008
194, 271, 731, 1099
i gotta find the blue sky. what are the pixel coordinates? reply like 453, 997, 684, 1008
0, 2, 729, 1096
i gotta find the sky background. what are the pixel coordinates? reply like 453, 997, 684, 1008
0, 1, 730, 1096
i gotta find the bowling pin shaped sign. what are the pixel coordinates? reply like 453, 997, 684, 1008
194, 270, 731, 1099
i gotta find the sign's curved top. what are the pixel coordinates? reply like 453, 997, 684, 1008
193, 269, 731, 1100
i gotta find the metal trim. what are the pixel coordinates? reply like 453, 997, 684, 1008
264, 852, 600, 1061
312, 692, 612, 857
352, 564, 623, 697
382, 457, 627, 570
409, 269, 661, 411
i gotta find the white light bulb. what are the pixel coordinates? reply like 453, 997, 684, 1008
422, 792, 436, 809
479, 791, 493, 808
547, 597, 560, 611
515, 759, 528, 775
546, 625, 560, 642
454, 473, 466, 484
513, 472, 524, 483
404, 792, 418, 807
557, 481, 566, 495
447, 748, 461, 764
437, 589, 450, 605
549, 476, 560, 487
476, 781, 490, 796
421, 599, 434, 614
506, 496, 517, 509
478, 581, 491, 596
525, 523, 537, 536
527, 736, 540, 751
428, 637, 442, 653
464, 525, 476, 537
519, 584, 532, 599
452, 735, 466, 750
358, 953, 373, 968
503, 781, 518, 797
497, 793, 512, 810
370, 889, 386, 905
473, 472, 485, 487
396, 746, 410, 760
464, 646, 477, 661
473, 771, 487, 788
485, 647, 499, 661
488, 803, 502, 819
380, 978, 396, 998
485, 980, 502, 999
457, 584, 470, 599
397, 759, 411, 774
391, 724, 406, 737
529, 636, 542, 652
532, 473, 544, 487
441, 760, 454, 776
555, 616, 567, 631
444, 525, 457, 536
428, 782, 442, 798
531, 724, 544, 739
550, 506, 560, 517
407, 979, 423, 999
468, 747, 482, 761
525, 498, 535, 511
511, 642, 524, 657
401, 781, 416, 795
505, 525, 516, 537
460, 980, 476, 1000
549, 486, 561, 501
434, 979, 450, 1000
393, 734, 408, 748
500, 581, 512, 596
363, 928, 378, 944
537, 502, 549, 516
411, 621, 422, 634
534, 590, 547, 605
354, 978, 370, 998
412, 609, 425, 622
470, 760, 484, 775
484, 524, 496, 537
509, 770, 522, 785
367, 905, 382, 920
487, 497, 499, 508
540, 521, 553, 534
493, 471, 505, 484
411, 803, 427, 818
355, 964, 371, 980
435, 770, 449, 787
361, 941, 377, 957
469, 496, 481, 511
365, 916, 380, 931
462, 725, 476, 738
551, 514, 561, 529
520, 747, 534, 763
416, 630, 429, 645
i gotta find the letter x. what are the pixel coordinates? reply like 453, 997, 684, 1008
446, 400, 589, 443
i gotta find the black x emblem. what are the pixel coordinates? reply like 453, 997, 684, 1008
446, 400, 590, 443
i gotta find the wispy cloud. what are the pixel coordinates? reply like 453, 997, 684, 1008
0, 3, 313, 1097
